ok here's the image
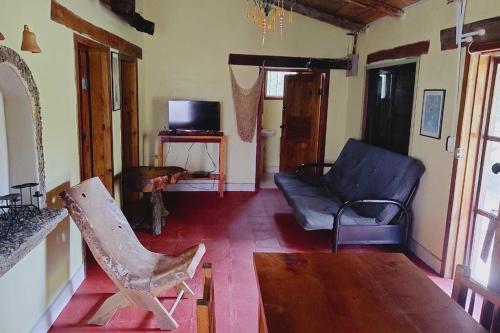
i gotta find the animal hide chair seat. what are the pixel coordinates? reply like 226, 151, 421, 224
61, 177, 206, 330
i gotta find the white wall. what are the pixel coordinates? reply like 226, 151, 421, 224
141, 0, 350, 185
0, 1, 145, 332
0, 90, 8, 195
344, 0, 500, 267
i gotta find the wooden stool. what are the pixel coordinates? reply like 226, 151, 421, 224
123, 166, 185, 235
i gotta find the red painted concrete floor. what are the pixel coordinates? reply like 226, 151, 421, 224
50, 190, 452, 333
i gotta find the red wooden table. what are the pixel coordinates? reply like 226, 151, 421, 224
254, 252, 486, 333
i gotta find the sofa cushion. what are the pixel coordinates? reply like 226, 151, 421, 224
324, 139, 424, 224
289, 194, 378, 230
275, 173, 378, 230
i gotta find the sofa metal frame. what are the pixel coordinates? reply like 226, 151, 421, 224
295, 163, 418, 252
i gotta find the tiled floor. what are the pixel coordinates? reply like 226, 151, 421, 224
259, 172, 277, 189
50, 190, 452, 333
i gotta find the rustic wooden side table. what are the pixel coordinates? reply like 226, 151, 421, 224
123, 166, 185, 235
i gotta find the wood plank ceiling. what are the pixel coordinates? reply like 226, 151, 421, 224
283, 0, 420, 32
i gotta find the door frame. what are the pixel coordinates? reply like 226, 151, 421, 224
74, 34, 115, 271
119, 53, 140, 205
442, 50, 500, 277
74, 34, 115, 192
255, 69, 330, 190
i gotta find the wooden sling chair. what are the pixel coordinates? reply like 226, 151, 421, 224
61, 177, 206, 330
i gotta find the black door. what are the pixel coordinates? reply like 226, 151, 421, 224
364, 62, 416, 155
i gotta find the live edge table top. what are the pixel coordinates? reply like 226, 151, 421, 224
253, 252, 486, 333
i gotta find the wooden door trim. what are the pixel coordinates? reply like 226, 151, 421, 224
52, 0, 142, 59
255, 69, 265, 191
317, 71, 330, 166
366, 41, 430, 65
441, 52, 476, 277
120, 56, 140, 167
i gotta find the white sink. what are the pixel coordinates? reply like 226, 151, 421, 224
261, 128, 275, 137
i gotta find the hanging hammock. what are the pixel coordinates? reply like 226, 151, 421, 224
229, 66, 265, 142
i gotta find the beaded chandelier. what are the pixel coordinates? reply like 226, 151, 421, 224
246, 0, 294, 45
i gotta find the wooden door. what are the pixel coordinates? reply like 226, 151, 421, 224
279, 72, 325, 173
76, 39, 114, 194
120, 58, 140, 203
468, 58, 500, 287
77, 48, 92, 181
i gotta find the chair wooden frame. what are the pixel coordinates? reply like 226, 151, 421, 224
197, 263, 215, 333
61, 177, 206, 330
452, 265, 500, 332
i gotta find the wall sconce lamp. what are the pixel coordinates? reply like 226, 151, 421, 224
21, 25, 41, 53
0, 32, 5, 41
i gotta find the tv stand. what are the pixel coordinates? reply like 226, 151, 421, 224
156, 134, 226, 198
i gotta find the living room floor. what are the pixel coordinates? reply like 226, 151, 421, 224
49, 190, 452, 333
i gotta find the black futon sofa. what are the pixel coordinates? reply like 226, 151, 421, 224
275, 139, 425, 252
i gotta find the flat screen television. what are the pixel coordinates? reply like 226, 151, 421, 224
168, 100, 220, 132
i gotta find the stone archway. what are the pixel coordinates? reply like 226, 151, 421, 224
0, 46, 46, 207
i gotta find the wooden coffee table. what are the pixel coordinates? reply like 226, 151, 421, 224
254, 252, 486, 333
123, 166, 185, 235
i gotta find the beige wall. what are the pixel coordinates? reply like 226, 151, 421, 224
345, 0, 500, 262
141, 0, 350, 184
0, 1, 144, 332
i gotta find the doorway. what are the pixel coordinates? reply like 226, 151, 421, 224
364, 62, 417, 155
257, 70, 329, 189
120, 55, 140, 205
75, 35, 114, 269
75, 36, 114, 194
468, 58, 500, 286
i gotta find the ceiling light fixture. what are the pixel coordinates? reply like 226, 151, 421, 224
246, 0, 294, 45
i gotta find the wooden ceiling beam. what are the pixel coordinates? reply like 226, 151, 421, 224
345, 0, 403, 17
228, 53, 349, 70
282, 0, 366, 32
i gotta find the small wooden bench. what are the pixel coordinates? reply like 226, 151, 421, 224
197, 263, 215, 333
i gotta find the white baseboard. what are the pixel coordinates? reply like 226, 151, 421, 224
166, 182, 256, 192
31, 265, 85, 333
265, 166, 279, 174
408, 238, 442, 273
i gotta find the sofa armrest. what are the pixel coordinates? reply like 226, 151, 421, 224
295, 163, 334, 175
332, 199, 410, 252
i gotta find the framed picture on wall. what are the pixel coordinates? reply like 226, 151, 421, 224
420, 89, 445, 139
111, 52, 121, 111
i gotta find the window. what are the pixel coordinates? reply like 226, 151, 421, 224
265, 71, 297, 99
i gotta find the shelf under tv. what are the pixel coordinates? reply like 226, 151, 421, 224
156, 134, 226, 198
181, 173, 220, 181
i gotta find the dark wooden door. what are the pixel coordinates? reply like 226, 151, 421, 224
77, 48, 92, 181
364, 62, 416, 155
76, 41, 114, 194
279, 72, 324, 173
120, 58, 140, 203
